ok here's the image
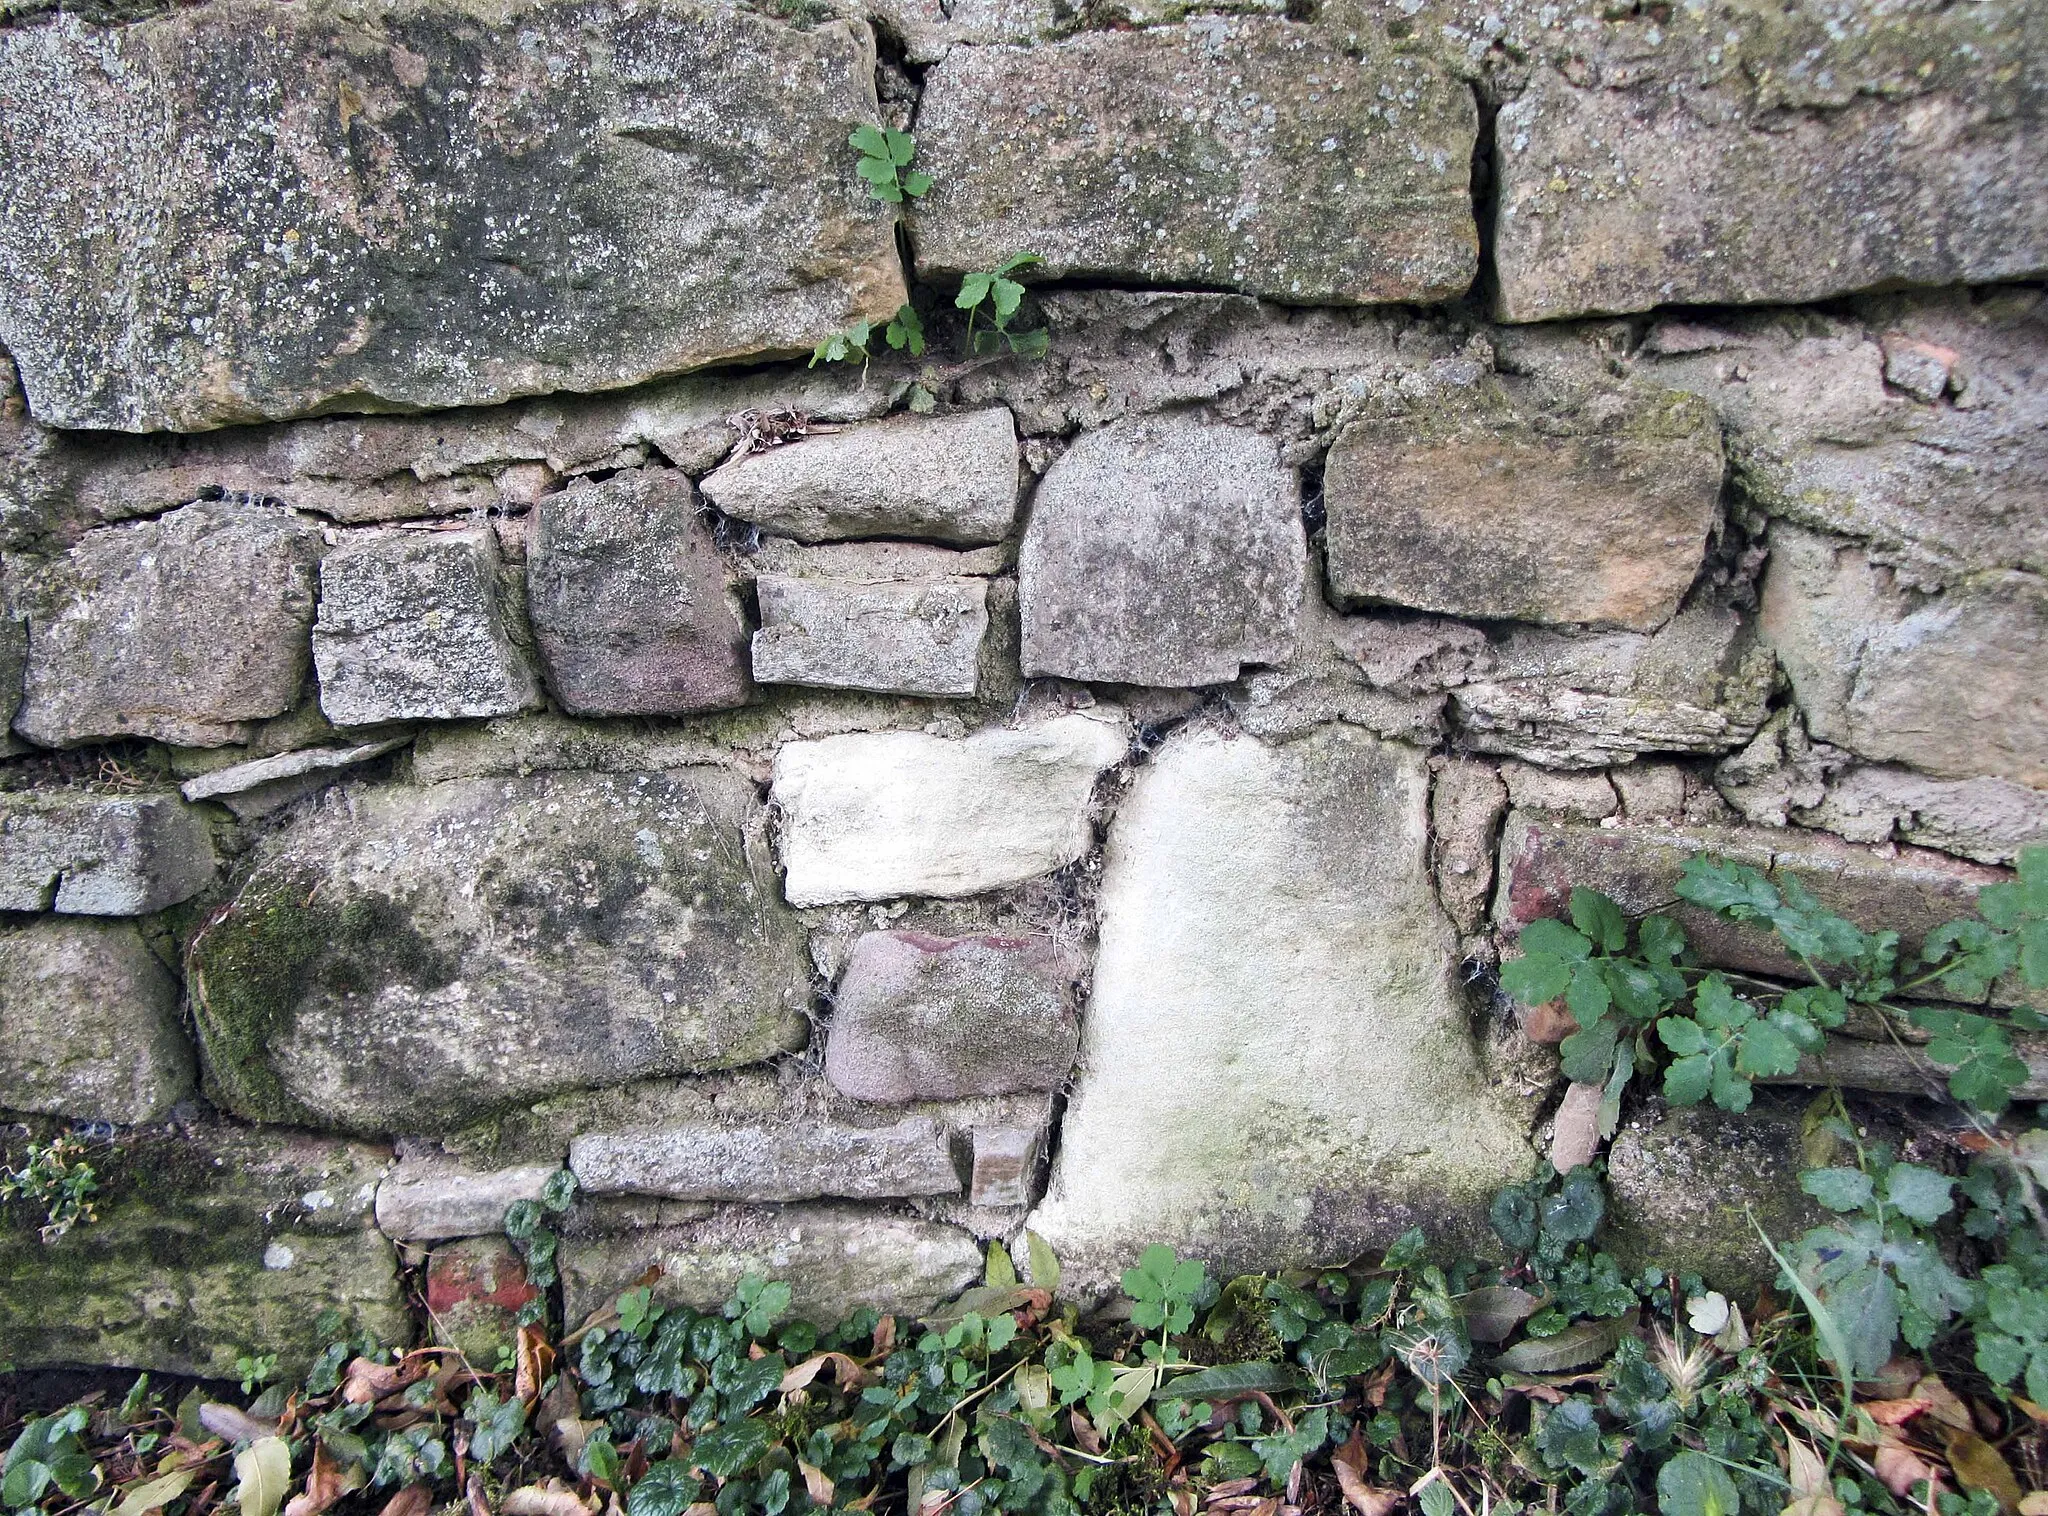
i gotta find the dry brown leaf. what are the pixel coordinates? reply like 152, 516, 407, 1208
467, 1474, 491, 1516
1207, 1498, 1266, 1513
282, 1444, 361, 1516
2016, 1400, 2048, 1427
342, 1359, 421, 1406
1914, 1377, 1976, 1433
1550, 1081, 1605, 1173
1207, 1482, 1259, 1501
781, 1353, 869, 1394
1170, 1489, 1195, 1516
872, 1316, 896, 1358
1069, 1410, 1103, 1457
798, 1461, 834, 1507
1784, 1436, 1828, 1499
515, 1329, 554, 1408
197, 1405, 277, 1445
1944, 1428, 2022, 1515
1330, 1433, 1402, 1516
377, 1487, 433, 1516
1862, 1399, 1932, 1427
1781, 1497, 1847, 1516
502, 1483, 597, 1516
1873, 1443, 1943, 1500
2015, 1494, 2048, 1516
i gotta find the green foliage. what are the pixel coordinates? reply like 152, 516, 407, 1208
957, 254, 1050, 358
1499, 848, 2048, 1118
808, 304, 925, 373
504, 1168, 579, 1323
0, 1135, 101, 1242
848, 125, 930, 204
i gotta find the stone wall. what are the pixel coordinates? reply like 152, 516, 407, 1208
0, 0, 2043, 1373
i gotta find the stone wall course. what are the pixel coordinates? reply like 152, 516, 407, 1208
753, 572, 989, 699
0, 790, 215, 915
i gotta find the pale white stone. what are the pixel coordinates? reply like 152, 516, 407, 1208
570, 1116, 960, 1202
373, 1158, 564, 1243
770, 713, 1128, 905
1028, 725, 1533, 1284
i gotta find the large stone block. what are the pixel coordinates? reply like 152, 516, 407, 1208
528, 470, 748, 717
700, 410, 1018, 546
1496, 812, 2026, 1003
187, 769, 810, 1134
569, 1114, 961, 1202
1323, 381, 1721, 631
0, 1123, 407, 1376
1761, 523, 2048, 789
911, 23, 1478, 304
0, 918, 192, 1125
1798, 765, 2048, 869
753, 573, 988, 698
373, 1157, 564, 1243
1020, 415, 1303, 687
0, 0, 906, 431
824, 931, 1080, 1104
14, 502, 322, 747
1493, 7, 2048, 322
1029, 725, 1534, 1285
1636, 290, 2048, 583
313, 527, 539, 726
0, 791, 215, 915
560, 1204, 982, 1327
771, 713, 1127, 905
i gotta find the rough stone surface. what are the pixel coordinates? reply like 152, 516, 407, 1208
0, 0, 906, 431
1429, 760, 1507, 938
824, 931, 1080, 1103
1493, 19, 2048, 322
1451, 606, 1776, 769
753, 574, 988, 698
1760, 522, 2048, 789
1323, 381, 1722, 630
0, 1123, 406, 1376
1761, 1034, 2048, 1104
1499, 762, 1617, 821
1604, 1097, 1825, 1298
425, 1236, 536, 1364
968, 1126, 1038, 1209
911, 22, 1478, 304
0, 918, 192, 1124
180, 739, 411, 806
374, 1158, 563, 1243
771, 713, 1127, 905
0, 608, 24, 758
0, 791, 215, 915
1800, 766, 2048, 868
569, 1115, 961, 1202
1496, 813, 2025, 1003
14, 502, 323, 747
187, 769, 810, 1134
314, 528, 539, 726
560, 1204, 982, 1327
1635, 290, 2048, 583
1020, 414, 1303, 686
1030, 725, 1534, 1285
529, 469, 749, 717
700, 410, 1018, 546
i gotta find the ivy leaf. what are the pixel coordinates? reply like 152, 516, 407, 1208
1801, 1167, 1875, 1214
1534, 1398, 1605, 1477
1657, 1450, 1739, 1516
1885, 1164, 1956, 1225
1489, 1186, 1539, 1255
691, 1420, 772, 1479
1541, 1167, 1605, 1244
1569, 888, 1628, 954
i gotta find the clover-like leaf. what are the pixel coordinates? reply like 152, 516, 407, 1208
1800, 1166, 1875, 1214
1884, 1163, 1956, 1225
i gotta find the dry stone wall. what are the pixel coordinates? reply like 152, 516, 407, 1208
0, 0, 2042, 1372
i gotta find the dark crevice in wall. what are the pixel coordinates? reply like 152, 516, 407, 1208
1467, 85, 1502, 319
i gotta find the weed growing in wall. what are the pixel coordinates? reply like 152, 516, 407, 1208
0, 1134, 99, 1243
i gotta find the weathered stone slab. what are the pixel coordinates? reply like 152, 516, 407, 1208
0, 918, 192, 1124
0, 791, 215, 915
187, 769, 810, 1134
1430, 759, 1507, 939
1494, 46, 2048, 321
824, 931, 1080, 1103
753, 574, 988, 698
180, 738, 411, 809
1760, 1034, 2048, 1104
1636, 290, 2048, 584
569, 1114, 961, 1202
1029, 726, 1534, 1285
560, 1204, 982, 1327
1020, 414, 1303, 687
1604, 1097, 1825, 1298
15, 502, 322, 747
1495, 812, 2025, 1004
426, 1236, 537, 1363
411, 712, 742, 786
0, 1123, 406, 1376
0, 0, 906, 431
1323, 382, 1721, 631
968, 1126, 1038, 1209
529, 470, 749, 717
911, 22, 1478, 304
373, 1157, 563, 1243
700, 410, 1018, 546
1760, 522, 2048, 789
0, 606, 24, 758
772, 714, 1126, 905
1798, 766, 2048, 869
313, 528, 539, 726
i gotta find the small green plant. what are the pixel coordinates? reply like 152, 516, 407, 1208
957, 253, 1050, 358
235, 1352, 280, 1396
503, 1166, 579, 1325
1499, 846, 2048, 1120
808, 303, 924, 377
0, 1134, 101, 1242
848, 124, 930, 205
